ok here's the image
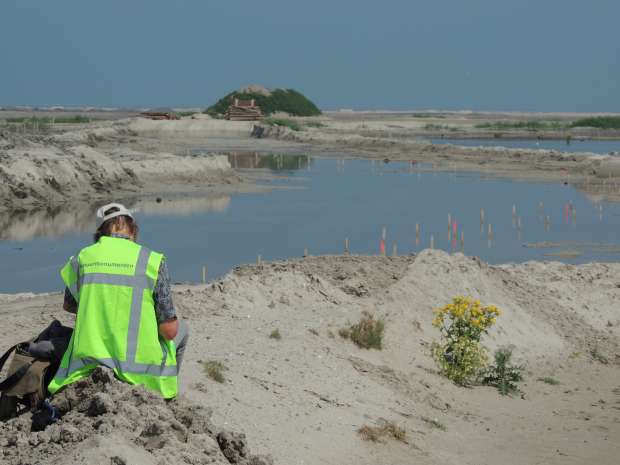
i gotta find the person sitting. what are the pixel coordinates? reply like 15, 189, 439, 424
48, 203, 189, 399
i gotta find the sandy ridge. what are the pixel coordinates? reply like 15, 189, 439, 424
0, 121, 242, 212
263, 123, 620, 178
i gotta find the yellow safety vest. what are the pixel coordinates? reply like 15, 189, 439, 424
48, 236, 177, 398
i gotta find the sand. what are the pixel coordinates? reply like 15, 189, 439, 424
1, 250, 619, 465
0, 367, 272, 465
0, 120, 247, 213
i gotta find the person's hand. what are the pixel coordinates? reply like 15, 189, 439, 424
158, 318, 178, 341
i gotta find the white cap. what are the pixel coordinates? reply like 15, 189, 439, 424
95, 202, 134, 228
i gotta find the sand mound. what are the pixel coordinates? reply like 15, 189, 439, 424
0, 123, 240, 212
127, 118, 254, 137
169, 251, 619, 464
0, 368, 272, 465
2, 252, 619, 465
196, 250, 619, 364
383, 250, 619, 362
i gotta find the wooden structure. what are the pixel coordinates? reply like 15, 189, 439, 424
225, 98, 262, 121
140, 108, 178, 120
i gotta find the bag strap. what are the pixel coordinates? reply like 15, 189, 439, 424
0, 344, 17, 373
0, 344, 34, 392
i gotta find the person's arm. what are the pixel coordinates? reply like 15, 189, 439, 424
154, 259, 178, 341
63, 288, 78, 314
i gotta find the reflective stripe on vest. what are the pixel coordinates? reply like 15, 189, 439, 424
57, 246, 177, 379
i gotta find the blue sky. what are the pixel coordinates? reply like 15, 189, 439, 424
0, 0, 617, 111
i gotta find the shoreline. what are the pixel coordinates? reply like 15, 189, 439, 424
2, 114, 620, 214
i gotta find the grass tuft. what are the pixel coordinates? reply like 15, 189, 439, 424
421, 416, 447, 431
262, 117, 302, 131
303, 120, 326, 128
424, 123, 458, 132
357, 421, 407, 443
348, 312, 384, 350
412, 112, 445, 119
338, 313, 385, 349
590, 346, 609, 364
481, 346, 525, 396
269, 328, 282, 340
538, 377, 560, 385
200, 360, 228, 383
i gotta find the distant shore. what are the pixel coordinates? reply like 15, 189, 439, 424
1, 111, 620, 213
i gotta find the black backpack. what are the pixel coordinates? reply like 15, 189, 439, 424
0, 320, 72, 421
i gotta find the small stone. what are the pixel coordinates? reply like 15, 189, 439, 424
217, 431, 248, 463
59, 424, 83, 443
6, 434, 19, 447
141, 421, 166, 438
91, 367, 113, 385
88, 393, 113, 417
248, 454, 275, 465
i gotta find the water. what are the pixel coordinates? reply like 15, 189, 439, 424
1, 155, 619, 293
431, 138, 620, 154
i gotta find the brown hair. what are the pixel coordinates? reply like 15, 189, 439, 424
93, 206, 139, 243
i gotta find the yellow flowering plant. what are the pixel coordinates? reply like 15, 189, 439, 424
431, 296, 501, 385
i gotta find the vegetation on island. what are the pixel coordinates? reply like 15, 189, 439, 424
2, 115, 92, 131
475, 120, 567, 131
571, 116, 620, 130
0, 115, 93, 133
206, 87, 321, 117
262, 117, 326, 132
262, 117, 302, 131
474, 116, 620, 131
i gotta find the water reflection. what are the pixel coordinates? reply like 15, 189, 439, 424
0, 206, 94, 241
131, 195, 230, 216
0, 194, 231, 241
227, 152, 310, 171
